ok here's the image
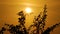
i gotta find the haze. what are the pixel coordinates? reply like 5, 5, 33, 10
0, 0, 60, 34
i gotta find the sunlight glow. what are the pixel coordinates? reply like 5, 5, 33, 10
25, 7, 32, 14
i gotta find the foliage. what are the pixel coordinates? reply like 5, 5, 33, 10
0, 5, 60, 34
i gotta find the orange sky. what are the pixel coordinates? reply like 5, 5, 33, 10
0, 0, 60, 34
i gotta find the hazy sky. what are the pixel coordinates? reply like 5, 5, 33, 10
0, 0, 60, 34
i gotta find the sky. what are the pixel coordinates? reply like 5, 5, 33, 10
0, 0, 60, 34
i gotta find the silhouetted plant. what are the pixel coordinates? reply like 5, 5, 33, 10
4, 11, 28, 34
0, 27, 6, 34
28, 5, 47, 34
42, 23, 60, 34
0, 5, 60, 34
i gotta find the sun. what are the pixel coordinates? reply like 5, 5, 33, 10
25, 7, 32, 14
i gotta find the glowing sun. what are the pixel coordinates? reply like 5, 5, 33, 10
25, 7, 32, 13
